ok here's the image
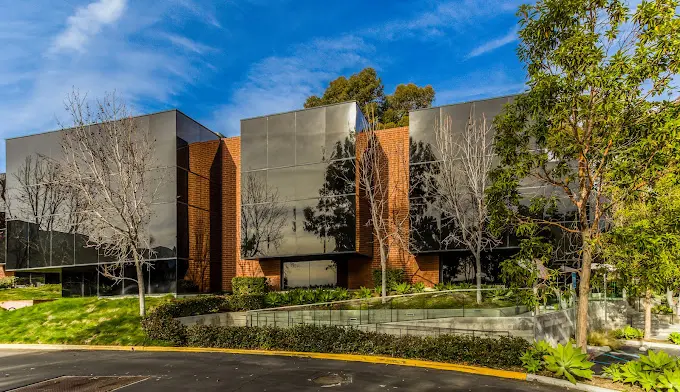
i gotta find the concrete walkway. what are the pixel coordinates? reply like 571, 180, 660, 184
0, 349, 568, 391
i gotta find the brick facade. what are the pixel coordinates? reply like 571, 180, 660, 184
219, 126, 440, 291
0, 265, 13, 279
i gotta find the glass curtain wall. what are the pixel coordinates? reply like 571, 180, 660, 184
240, 102, 364, 260
3, 110, 207, 296
408, 96, 579, 282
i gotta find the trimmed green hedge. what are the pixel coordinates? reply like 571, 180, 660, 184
185, 324, 528, 369
232, 277, 268, 295
141, 295, 266, 345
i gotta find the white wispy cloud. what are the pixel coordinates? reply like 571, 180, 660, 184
174, 0, 222, 29
466, 28, 518, 59
0, 0, 220, 172
52, 0, 127, 52
163, 33, 216, 54
364, 0, 523, 41
209, 35, 374, 136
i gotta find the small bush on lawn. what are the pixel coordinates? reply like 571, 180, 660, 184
185, 324, 529, 369
372, 269, 406, 292
232, 277, 268, 295
669, 332, 680, 345
613, 325, 644, 339
0, 277, 17, 289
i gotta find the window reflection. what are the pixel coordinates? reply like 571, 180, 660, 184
283, 260, 337, 289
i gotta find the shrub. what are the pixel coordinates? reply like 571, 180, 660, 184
392, 282, 412, 295
587, 330, 622, 350
520, 340, 551, 373
543, 342, 594, 384
183, 324, 529, 368
0, 276, 16, 289
604, 350, 680, 391
613, 325, 644, 340
232, 277, 268, 295
372, 269, 405, 291
412, 282, 426, 293
226, 295, 265, 311
354, 287, 372, 299
653, 303, 674, 315
669, 332, 680, 345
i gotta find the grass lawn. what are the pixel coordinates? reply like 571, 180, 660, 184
0, 295, 172, 345
0, 284, 63, 301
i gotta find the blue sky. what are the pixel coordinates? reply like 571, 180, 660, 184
0, 0, 531, 172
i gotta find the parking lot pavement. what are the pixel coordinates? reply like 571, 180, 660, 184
0, 349, 570, 391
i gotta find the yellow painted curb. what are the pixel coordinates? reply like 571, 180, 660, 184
0, 344, 527, 381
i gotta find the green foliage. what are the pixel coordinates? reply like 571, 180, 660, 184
0, 284, 62, 301
392, 282, 412, 295
0, 277, 17, 289
587, 330, 622, 350
412, 282, 426, 293
543, 342, 594, 384
669, 332, 680, 345
489, 0, 680, 347
605, 350, 680, 391
520, 340, 552, 373
654, 304, 674, 315
372, 268, 406, 292
231, 277, 268, 295
258, 288, 354, 307
614, 326, 645, 340
434, 283, 447, 291
180, 324, 529, 368
354, 287, 373, 299
303, 67, 434, 127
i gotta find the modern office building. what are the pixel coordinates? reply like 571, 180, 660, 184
0, 96, 569, 296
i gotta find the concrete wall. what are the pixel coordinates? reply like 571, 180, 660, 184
177, 312, 248, 327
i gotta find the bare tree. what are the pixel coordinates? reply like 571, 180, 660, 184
357, 113, 410, 298
434, 112, 499, 304
59, 90, 161, 317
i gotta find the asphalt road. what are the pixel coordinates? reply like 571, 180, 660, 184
0, 349, 569, 391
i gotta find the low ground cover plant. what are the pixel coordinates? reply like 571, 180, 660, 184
669, 332, 680, 345
0, 277, 17, 290
614, 325, 645, 340
231, 277, 268, 295
604, 350, 680, 391
521, 340, 594, 384
587, 330, 623, 350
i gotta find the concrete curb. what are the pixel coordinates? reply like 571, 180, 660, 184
526, 375, 618, 392
623, 339, 679, 351
0, 344, 526, 380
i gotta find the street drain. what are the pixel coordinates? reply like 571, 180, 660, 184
312, 373, 352, 387
9, 376, 149, 391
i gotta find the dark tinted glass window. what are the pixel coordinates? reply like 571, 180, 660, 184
267, 113, 295, 168
176, 112, 202, 146
75, 223, 99, 265
51, 226, 75, 266
241, 170, 267, 205
241, 117, 268, 171
28, 222, 50, 268
148, 111, 176, 168
410, 197, 440, 252
98, 271, 122, 296
325, 104, 354, 161
283, 260, 337, 289
409, 109, 439, 163
267, 167, 296, 202
323, 195, 356, 252
294, 164, 325, 200
6, 220, 28, 270
177, 259, 199, 294
295, 108, 325, 164
295, 199, 324, 255
177, 203, 189, 259
149, 259, 177, 294
150, 203, 176, 259
324, 159, 355, 196
177, 168, 189, 204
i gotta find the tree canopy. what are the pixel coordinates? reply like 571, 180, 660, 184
304, 67, 435, 128
488, 0, 680, 349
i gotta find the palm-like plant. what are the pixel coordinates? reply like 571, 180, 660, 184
543, 342, 594, 384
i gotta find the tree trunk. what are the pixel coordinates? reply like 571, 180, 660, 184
134, 255, 146, 317
667, 288, 676, 314
381, 245, 387, 300
644, 288, 652, 339
575, 232, 593, 350
474, 251, 482, 304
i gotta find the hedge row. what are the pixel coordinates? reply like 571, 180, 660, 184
141, 295, 266, 345
183, 324, 528, 368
